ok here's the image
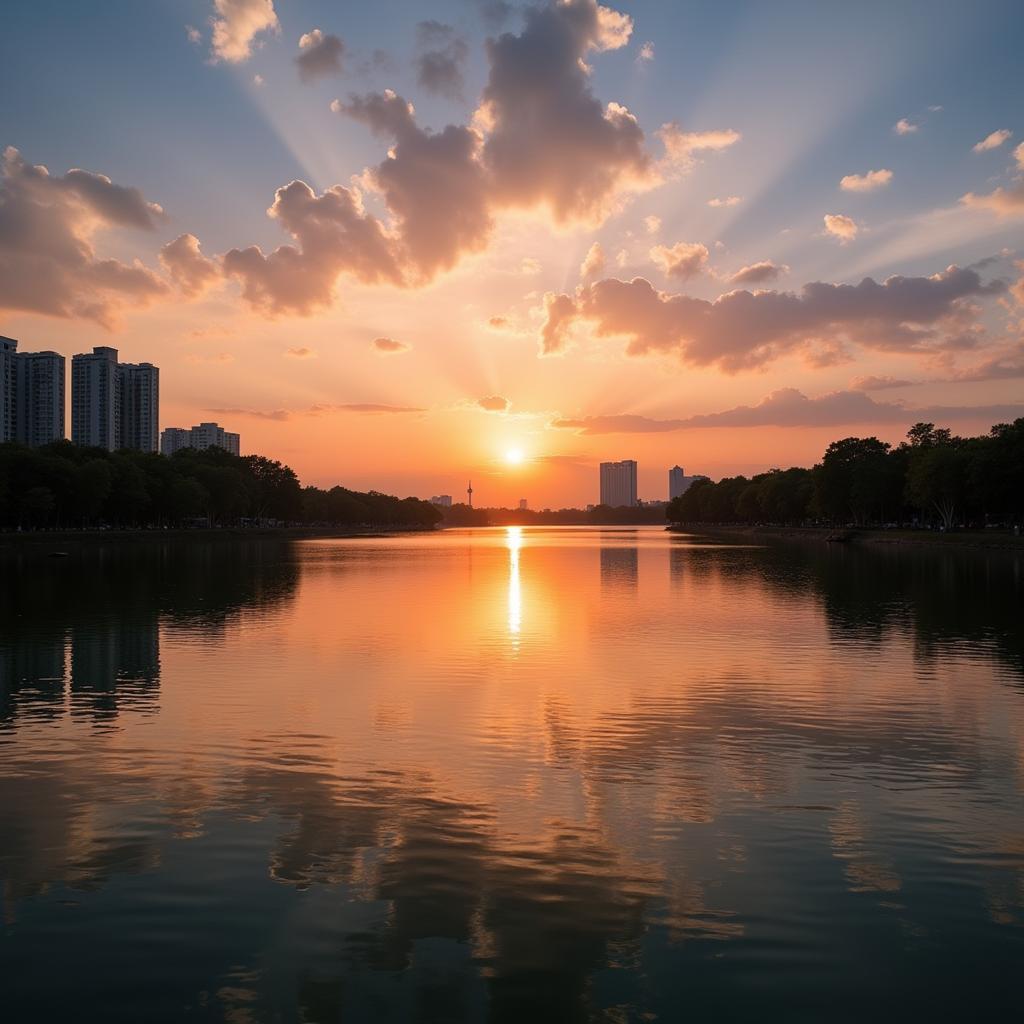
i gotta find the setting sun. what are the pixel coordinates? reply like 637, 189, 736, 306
504, 448, 525, 465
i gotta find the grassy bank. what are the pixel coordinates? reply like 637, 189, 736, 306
669, 524, 1024, 551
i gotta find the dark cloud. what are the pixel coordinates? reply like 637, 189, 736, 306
336, 90, 493, 279
479, 0, 649, 222
416, 22, 469, 100
552, 388, 1024, 433
295, 28, 345, 82
541, 266, 1005, 370
0, 147, 168, 327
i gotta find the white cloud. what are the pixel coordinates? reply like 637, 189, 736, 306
708, 195, 741, 208
840, 168, 893, 192
210, 0, 279, 64
972, 129, 1012, 153
893, 118, 918, 135
824, 213, 859, 243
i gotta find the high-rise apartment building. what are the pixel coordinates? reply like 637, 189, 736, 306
0, 336, 16, 443
72, 346, 120, 450
72, 347, 160, 452
16, 351, 65, 447
118, 361, 159, 452
600, 460, 638, 507
669, 465, 709, 499
1, 337, 67, 447
160, 421, 240, 456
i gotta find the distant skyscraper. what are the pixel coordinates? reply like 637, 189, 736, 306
600, 460, 638, 507
118, 361, 159, 452
161, 421, 240, 456
519, 498, 528, 510
72, 346, 120, 450
1, 337, 66, 447
15, 350, 65, 447
429, 494, 453, 508
669, 465, 709, 499
0, 336, 16, 443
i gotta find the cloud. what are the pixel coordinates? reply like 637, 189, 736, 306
222, 178, 402, 315
580, 241, 605, 280
637, 41, 654, 62
295, 29, 345, 82
972, 129, 1012, 153
944, 341, 1024, 382
540, 291, 579, 355
222, 2, 741, 318
210, 0, 279, 64
285, 346, 316, 358
186, 25, 202, 45
210, 401, 423, 420
159, 233, 219, 297
540, 265, 1005, 371
660, 127, 741, 177
643, 214, 661, 234
478, 0, 652, 222
730, 260, 788, 285
478, 394, 510, 412
824, 213, 859, 242
488, 315, 509, 329
893, 118, 918, 135
961, 182, 1024, 216
0, 147, 168, 327
840, 168, 893, 192
253, 73, 264, 86
416, 21, 469, 100
707, 195, 741, 207
849, 375, 913, 391
337, 90, 493, 279
372, 336, 410, 354
650, 241, 709, 280
1016, 142, 1024, 171
552, 388, 1024, 432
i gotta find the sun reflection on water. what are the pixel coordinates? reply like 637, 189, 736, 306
506, 526, 522, 639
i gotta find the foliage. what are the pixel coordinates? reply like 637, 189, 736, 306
667, 418, 1024, 529
0, 442, 440, 530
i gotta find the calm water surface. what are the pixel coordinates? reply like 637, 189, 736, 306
2, 527, 1023, 1022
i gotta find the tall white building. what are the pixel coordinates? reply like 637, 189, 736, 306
160, 421, 240, 456
600, 460, 638, 507
0, 337, 66, 447
118, 362, 160, 452
429, 494, 453, 508
72, 346, 120, 450
72, 347, 161, 452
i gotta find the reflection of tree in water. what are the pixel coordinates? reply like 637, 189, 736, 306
234, 755, 655, 1023
674, 537, 1024, 681
0, 540, 299, 726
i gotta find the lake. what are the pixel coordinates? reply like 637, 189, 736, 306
1, 527, 1023, 1022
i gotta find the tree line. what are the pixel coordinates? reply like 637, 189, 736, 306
667, 419, 1024, 529
0, 441, 441, 530
441, 503, 668, 526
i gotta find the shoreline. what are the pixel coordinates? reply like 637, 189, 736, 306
668, 524, 1024, 552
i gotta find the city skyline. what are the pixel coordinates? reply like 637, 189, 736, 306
2, 1, 1023, 506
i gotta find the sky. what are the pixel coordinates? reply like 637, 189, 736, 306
1, 0, 1023, 507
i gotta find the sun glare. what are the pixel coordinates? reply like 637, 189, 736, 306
505, 448, 525, 465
